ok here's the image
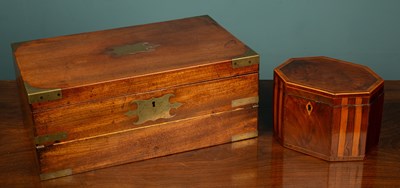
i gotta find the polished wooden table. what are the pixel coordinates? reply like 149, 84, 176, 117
1, 80, 399, 187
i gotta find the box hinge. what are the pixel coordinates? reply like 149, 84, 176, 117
232, 131, 258, 142
40, 169, 72, 180
24, 82, 62, 104
232, 96, 259, 108
232, 48, 259, 68
34, 132, 68, 146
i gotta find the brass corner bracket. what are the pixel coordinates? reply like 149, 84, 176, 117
40, 169, 72, 181
24, 82, 62, 104
231, 96, 259, 108
232, 48, 259, 68
34, 132, 68, 146
231, 131, 258, 142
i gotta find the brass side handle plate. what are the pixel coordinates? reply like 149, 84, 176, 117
125, 94, 182, 125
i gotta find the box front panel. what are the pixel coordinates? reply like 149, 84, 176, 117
282, 92, 333, 159
37, 107, 258, 179
29, 61, 258, 111
32, 73, 258, 145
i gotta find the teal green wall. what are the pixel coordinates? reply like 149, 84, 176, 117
1, 0, 400, 80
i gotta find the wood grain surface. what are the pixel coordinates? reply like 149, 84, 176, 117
274, 57, 384, 161
32, 73, 258, 143
276, 56, 383, 94
1, 80, 400, 187
13, 15, 258, 112
38, 108, 257, 176
13, 16, 249, 89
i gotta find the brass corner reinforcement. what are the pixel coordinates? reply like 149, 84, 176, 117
231, 96, 259, 108
24, 82, 62, 104
232, 48, 259, 68
34, 132, 68, 146
232, 131, 258, 142
40, 169, 72, 181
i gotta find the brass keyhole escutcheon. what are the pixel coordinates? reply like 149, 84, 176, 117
306, 102, 313, 115
125, 94, 182, 125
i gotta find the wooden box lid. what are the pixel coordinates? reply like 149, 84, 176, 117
13, 15, 258, 110
274, 56, 383, 96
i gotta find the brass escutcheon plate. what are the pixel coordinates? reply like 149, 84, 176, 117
125, 94, 182, 125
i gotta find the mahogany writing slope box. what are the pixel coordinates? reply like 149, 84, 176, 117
273, 57, 384, 161
12, 15, 259, 180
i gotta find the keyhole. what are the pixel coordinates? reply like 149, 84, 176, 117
152, 101, 156, 107
306, 102, 313, 115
